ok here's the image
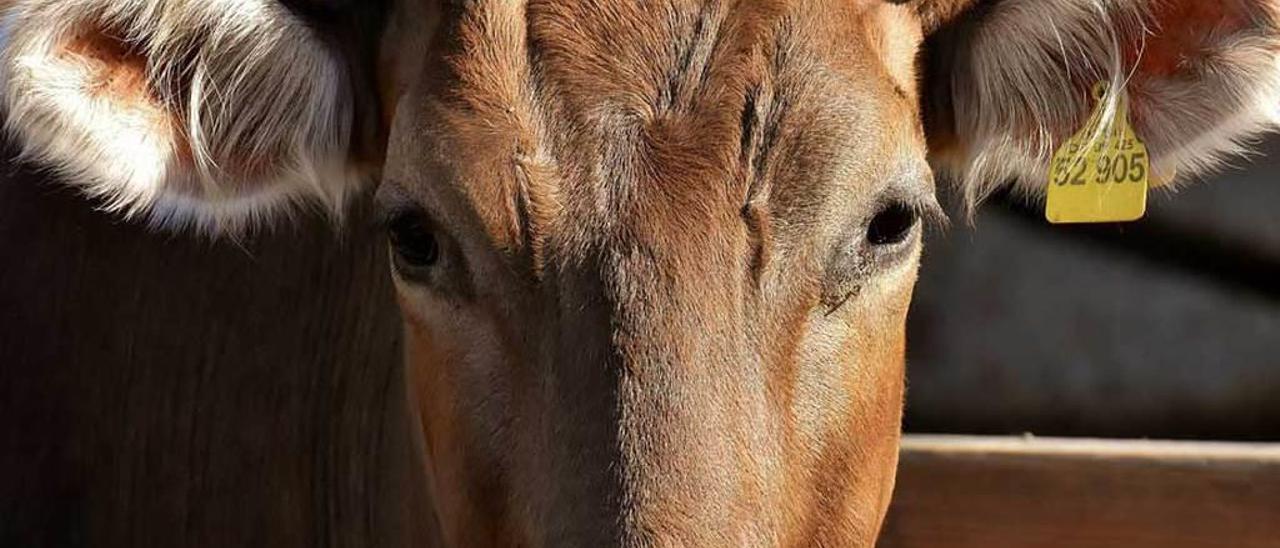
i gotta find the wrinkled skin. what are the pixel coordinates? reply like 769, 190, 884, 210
378, 1, 934, 544
5, 0, 1278, 545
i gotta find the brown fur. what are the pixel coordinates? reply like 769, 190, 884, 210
383, 1, 931, 545
0, 134, 438, 546
381, 1, 1280, 544
4, 0, 1280, 546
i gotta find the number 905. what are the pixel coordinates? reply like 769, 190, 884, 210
1096, 152, 1147, 183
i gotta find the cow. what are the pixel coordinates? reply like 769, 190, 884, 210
1, 0, 1277, 546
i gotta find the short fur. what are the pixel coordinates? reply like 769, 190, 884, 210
0, 132, 436, 546
4, 0, 1280, 546
0, 0, 362, 232
383, 1, 928, 544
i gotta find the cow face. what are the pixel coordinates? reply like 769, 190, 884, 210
378, 2, 933, 544
3, 0, 1278, 545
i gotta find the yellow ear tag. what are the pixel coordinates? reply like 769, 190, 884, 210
1046, 83, 1149, 224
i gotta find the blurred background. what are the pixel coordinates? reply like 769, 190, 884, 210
904, 137, 1280, 441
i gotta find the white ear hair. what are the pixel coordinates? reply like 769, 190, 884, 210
937, 0, 1280, 211
0, 0, 365, 233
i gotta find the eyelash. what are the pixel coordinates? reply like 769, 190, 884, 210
819, 201, 926, 315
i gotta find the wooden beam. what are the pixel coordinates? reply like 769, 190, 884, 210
880, 435, 1280, 548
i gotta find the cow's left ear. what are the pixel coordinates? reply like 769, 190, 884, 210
921, 0, 1280, 208
0, 0, 388, 233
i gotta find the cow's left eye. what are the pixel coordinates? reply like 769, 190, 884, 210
820, 199, 924, 313
866, 202, 918, 247
388, 210, 440, 275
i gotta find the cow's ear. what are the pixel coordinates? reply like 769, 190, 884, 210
0, 0, 382, 233
921, 0, 1280, 210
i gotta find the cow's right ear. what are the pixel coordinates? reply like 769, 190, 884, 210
0, 0, 385, 233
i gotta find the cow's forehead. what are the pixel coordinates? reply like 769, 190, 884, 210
394, 0, 926, 260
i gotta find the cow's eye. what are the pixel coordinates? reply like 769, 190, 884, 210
866, 202, 918, 247
820, 199, 924, 313
388, 210, 440, 274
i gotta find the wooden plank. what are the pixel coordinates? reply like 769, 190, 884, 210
880, 435, 1280, 548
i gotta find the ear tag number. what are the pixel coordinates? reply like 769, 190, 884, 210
1046, 83, 1149, 224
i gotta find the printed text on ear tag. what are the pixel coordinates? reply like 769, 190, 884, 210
1045, 83, 1149, 224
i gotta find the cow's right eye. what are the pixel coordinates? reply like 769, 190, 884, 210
388, 211, 440, 274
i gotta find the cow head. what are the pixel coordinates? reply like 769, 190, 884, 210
3, 0, 1277, 545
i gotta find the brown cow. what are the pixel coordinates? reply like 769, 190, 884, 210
1, 0, 1277, 545
0, 157, 436, 546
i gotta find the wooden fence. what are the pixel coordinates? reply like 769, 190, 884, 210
880, 435, 1280, 548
